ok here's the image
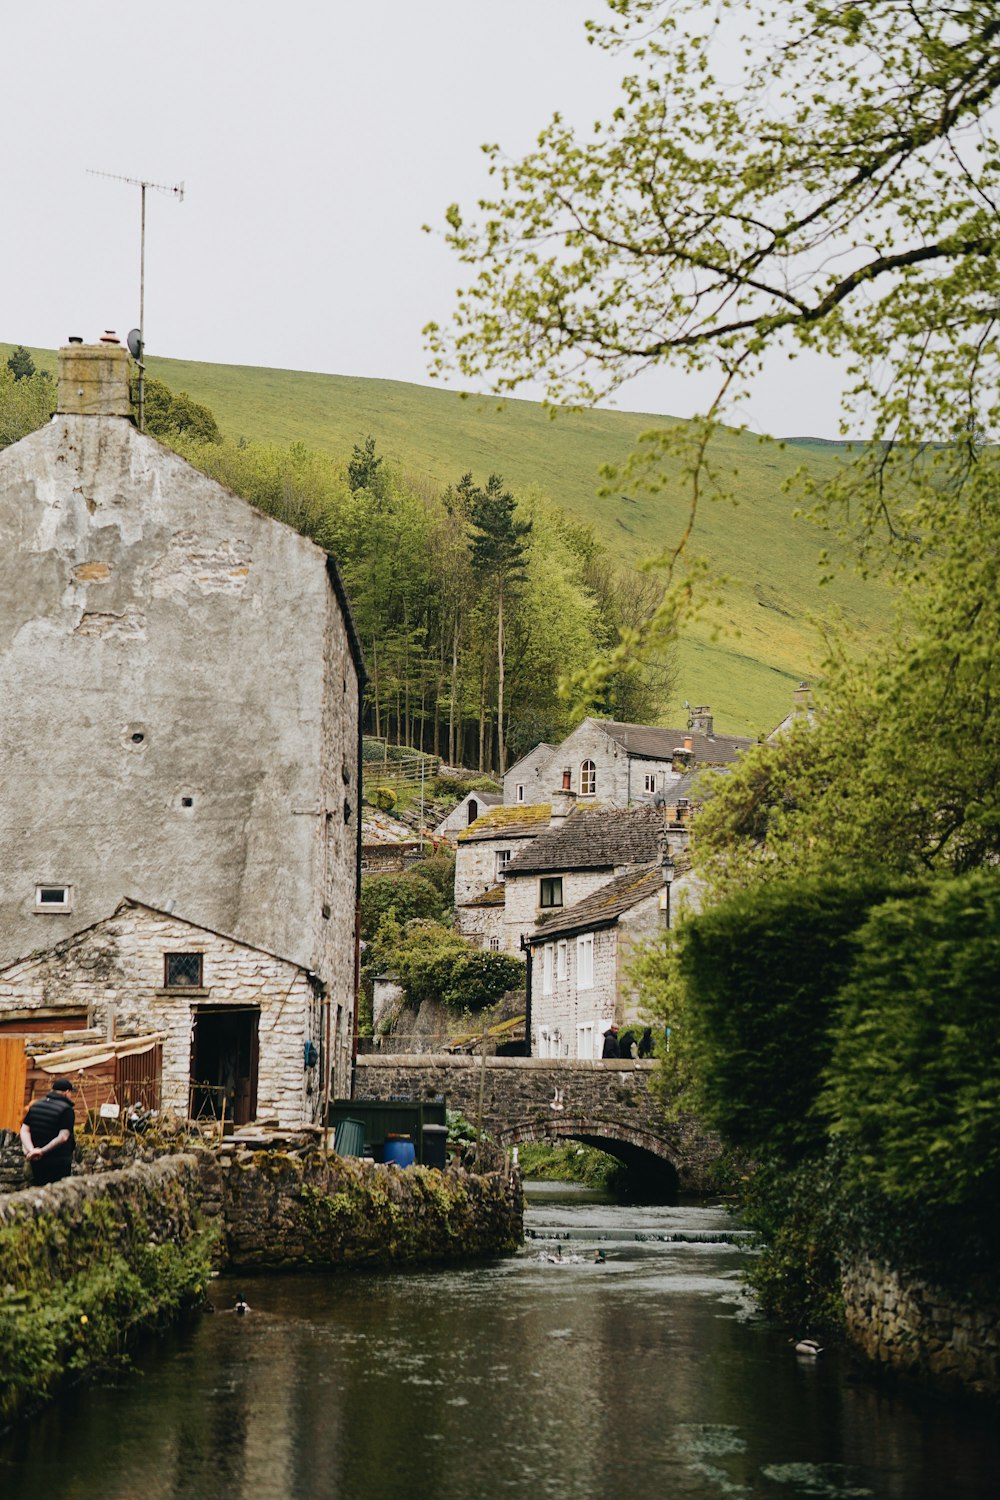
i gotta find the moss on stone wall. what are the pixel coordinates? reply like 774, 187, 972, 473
0, 1156, 217, 1426
221, 1151, 523, 1269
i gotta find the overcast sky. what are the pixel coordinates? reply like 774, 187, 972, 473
4, 1, 846, 438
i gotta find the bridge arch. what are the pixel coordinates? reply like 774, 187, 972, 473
495, 1116, 682, 1197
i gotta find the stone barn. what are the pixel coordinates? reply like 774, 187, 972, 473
0, 337, 364, 1101
0, 899, 327, 1131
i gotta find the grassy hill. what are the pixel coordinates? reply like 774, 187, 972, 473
4, 342, 892, 735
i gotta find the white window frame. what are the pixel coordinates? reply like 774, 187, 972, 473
515, 783, 525, 804
643, 772, 656, 795
542, 944, 554, 996
577, 933, 594, 990
496, 849, 512, 881
489, 936, 500, 952
34, 884, 72, 914
556, 940, 568, 982
576, 1022, 596, 1060
580, 760, 597, 797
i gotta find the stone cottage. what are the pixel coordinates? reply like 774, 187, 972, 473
0, 337, 364, 1100
503, 712, 752, 808
454, 804, 552, 952
0, 900, 326, 1130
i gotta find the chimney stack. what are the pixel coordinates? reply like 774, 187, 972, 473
793, 681, 812, 713
688, 705, 714, 736
550, 785, 577, 827
57, 334, 132, 418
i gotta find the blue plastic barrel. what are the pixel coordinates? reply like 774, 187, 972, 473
383, 1135, 416, 1168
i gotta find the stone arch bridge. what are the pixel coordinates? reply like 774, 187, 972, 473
353, 1055, 723, 1195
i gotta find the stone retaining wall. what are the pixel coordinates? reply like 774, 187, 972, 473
842, 1253, 1000, 1399
0, 1154, 216, 1426
218, 1150, 522, 1270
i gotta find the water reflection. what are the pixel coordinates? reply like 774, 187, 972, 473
2, 1183, 997, 1499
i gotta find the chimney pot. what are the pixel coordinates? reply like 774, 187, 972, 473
68, 335, 83, 344
684, 735, 693, 753
99, 329, 121, 344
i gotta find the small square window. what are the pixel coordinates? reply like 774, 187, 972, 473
489, 936, 500, 952
644, 772, 656, 795
164, 952, 203, 988
35, 885, 72, 913
540, 877, 563, 909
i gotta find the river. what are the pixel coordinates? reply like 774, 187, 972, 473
2, 1182, 997, 1499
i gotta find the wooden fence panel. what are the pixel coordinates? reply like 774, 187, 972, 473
0, 1037, 28, 1132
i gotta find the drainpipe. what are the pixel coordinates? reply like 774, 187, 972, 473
520, 933, 533, 1057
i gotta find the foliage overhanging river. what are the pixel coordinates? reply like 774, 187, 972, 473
3, 1181, 997, 1499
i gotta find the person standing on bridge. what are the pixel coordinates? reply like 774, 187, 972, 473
20, 1077, 77, 1186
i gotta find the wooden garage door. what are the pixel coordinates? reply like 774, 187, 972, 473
0, 1038, 28, 1132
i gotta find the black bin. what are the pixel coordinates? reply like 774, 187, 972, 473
421, 1124, 449, 1169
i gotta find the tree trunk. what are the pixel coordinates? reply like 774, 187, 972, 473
497, 585, 506, 775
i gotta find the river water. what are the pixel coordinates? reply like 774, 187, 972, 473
3, 1182, 998, 1499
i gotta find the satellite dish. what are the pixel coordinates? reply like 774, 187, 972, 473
127, 328, 143, 360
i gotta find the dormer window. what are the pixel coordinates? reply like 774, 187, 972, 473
580, 760, 596, 797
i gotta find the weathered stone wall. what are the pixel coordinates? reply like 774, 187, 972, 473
531, 927, 620, 1057
0, 902, 324, 1128
355, 1054, 725, 1191
503, 867, 610, 951
0, 1153, 217, 1425
218, 1149, 522, 1269
842, 1252, 1000, 1399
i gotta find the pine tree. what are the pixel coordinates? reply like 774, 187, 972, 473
468, 474, 531, 774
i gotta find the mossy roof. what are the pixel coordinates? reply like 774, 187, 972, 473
457, 804, 551, 842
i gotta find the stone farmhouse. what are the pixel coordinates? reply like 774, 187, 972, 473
433, 789, 502, 845
0, 337, 364, 1122
503, 711, 752, 808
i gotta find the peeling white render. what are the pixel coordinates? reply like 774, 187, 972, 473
0, 341, 363, 1099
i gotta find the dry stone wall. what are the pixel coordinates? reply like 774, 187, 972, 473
842, 1253, 1000, 1398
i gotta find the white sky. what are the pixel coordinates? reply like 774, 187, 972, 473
3, 0, 846, 439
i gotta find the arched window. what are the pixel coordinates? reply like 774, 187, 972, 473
580, 759, 597, 797
467, 799, 479, 825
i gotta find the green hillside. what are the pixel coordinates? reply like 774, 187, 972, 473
4, 342, 892, 735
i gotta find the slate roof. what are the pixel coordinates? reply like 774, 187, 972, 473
504, 804, 665, 877
529, 866, 663, 943
596, 718, 753, 766
457, 804, 552, 843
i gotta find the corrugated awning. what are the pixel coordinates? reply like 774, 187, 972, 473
33, 1033, 166, 1073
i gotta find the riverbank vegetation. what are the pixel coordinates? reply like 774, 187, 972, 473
517, 1142, 621, 1191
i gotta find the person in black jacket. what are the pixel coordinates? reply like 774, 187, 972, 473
601, 1026, 621, 1059
20, 1077, 77, 1185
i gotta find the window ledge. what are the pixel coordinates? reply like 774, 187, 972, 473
156, 987, 212, 998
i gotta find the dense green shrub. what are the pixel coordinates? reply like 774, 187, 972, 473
372, 919, 524, 1012
673, 874, 913, 1163
372, 785, 397, 812
824, 872, 1000, 1211
413, 852, 456, 904
360, 872, 444, 941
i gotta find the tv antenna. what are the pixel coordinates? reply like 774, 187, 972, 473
87, 170, 184, 431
